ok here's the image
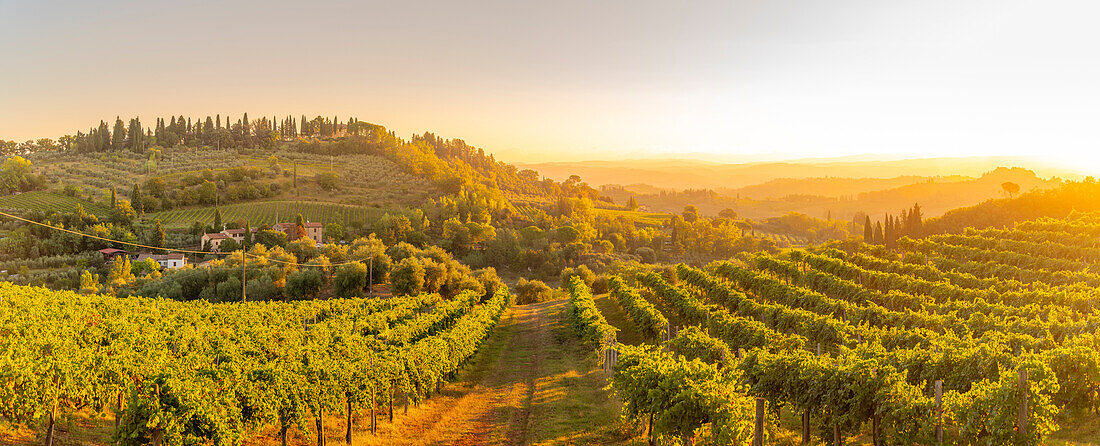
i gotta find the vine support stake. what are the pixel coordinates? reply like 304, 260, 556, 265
801, 411, 810, 444
1019, 368, 1028, 440
752, 398, 765, 446
935, 379, 943, 446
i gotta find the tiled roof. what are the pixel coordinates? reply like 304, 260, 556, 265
137, 253, 186, 261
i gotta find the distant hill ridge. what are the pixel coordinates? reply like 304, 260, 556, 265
518, 156, 1079, 191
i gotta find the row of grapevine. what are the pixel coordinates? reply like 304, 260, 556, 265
928, 232, 1100, 264
0, 283, 509, 445
802, 248, 1100, 312
966, 226, 1100, 249
607, 275, 668, 341
763, 253, 1097, 344
674, 264, 859, 350
635, 271, 806, 352
618, 268, 1065, 444
1015, 217, 1100, 237
566, 277, 618, 353
901, 237, 1090, 276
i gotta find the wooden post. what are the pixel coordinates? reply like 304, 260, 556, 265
872, 411, 880, 446
801, 411, 810, 445
935, 380, 943, 446
389, 383, 395, 422
369, 385, 378, 433
833, 424, 841, 446
316, 408, 325, 446
753, 398, 765, 446
241, 251, 247, 302
872, 369, 880, 446
1019, 368, 1028, 439
816, 343, 821, 356
345, 399, 353, 445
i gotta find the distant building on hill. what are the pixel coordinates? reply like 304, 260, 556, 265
137, 253, 187, 269
273, 221, 323, 245
200, 232, 230, 252
201, 221, 323, 251
97, 248, 129, 261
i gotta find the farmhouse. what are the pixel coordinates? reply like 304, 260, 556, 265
136, 253, 187, 269
201, 221, 324, 251
273, 221, 324, 245
200, 232, 230, 252
97, 248, 129, 261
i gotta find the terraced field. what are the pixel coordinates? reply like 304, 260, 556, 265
0, 191, 109, 216
147, 200, 388, 228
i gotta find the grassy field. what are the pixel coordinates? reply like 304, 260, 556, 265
147, 200, 389, 229
0, 191, 109, 216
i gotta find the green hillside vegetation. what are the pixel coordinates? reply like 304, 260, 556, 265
1, 113, 817, 295
924, 178, 1100, 234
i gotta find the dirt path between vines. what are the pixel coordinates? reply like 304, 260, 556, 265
350, 298, 633, 446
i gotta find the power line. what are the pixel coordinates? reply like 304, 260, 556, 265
0, 210, 371, 267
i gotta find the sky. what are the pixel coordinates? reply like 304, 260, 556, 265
1, 0, 1098, 171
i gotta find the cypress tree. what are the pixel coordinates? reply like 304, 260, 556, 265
884, 214, 895, 249
909, 203, 923, 238
112, 117, 126, 151
153, 219, 166, 253
214, 208, 223, 232
110, 186, 117, 208
242, 220, 252, 248
874, 222, 884, 245
131, 184, 143, 215
863, 216, 873, 243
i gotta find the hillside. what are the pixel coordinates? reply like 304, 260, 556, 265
924, 179, 1100, 234
519, 156, 1080, 191
720, 175, 971, 200
601, 167, 1061, 222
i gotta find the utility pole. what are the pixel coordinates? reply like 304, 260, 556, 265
241, 252, 247, 302
369, 255, 373, 298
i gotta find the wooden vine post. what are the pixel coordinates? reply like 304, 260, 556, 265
753, 398, 765, 446
801, 411, 810, 445
345, 397, 353, 445
371, 357, 378, 435
1019, 368, 1028, 441
871, 369, 880, 446
935, 379, 943, 446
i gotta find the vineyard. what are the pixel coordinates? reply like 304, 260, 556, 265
147, 200, 388, 229
0, 191, 109, 216
0, 283, 510, 445
568, 213, 1100, 445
